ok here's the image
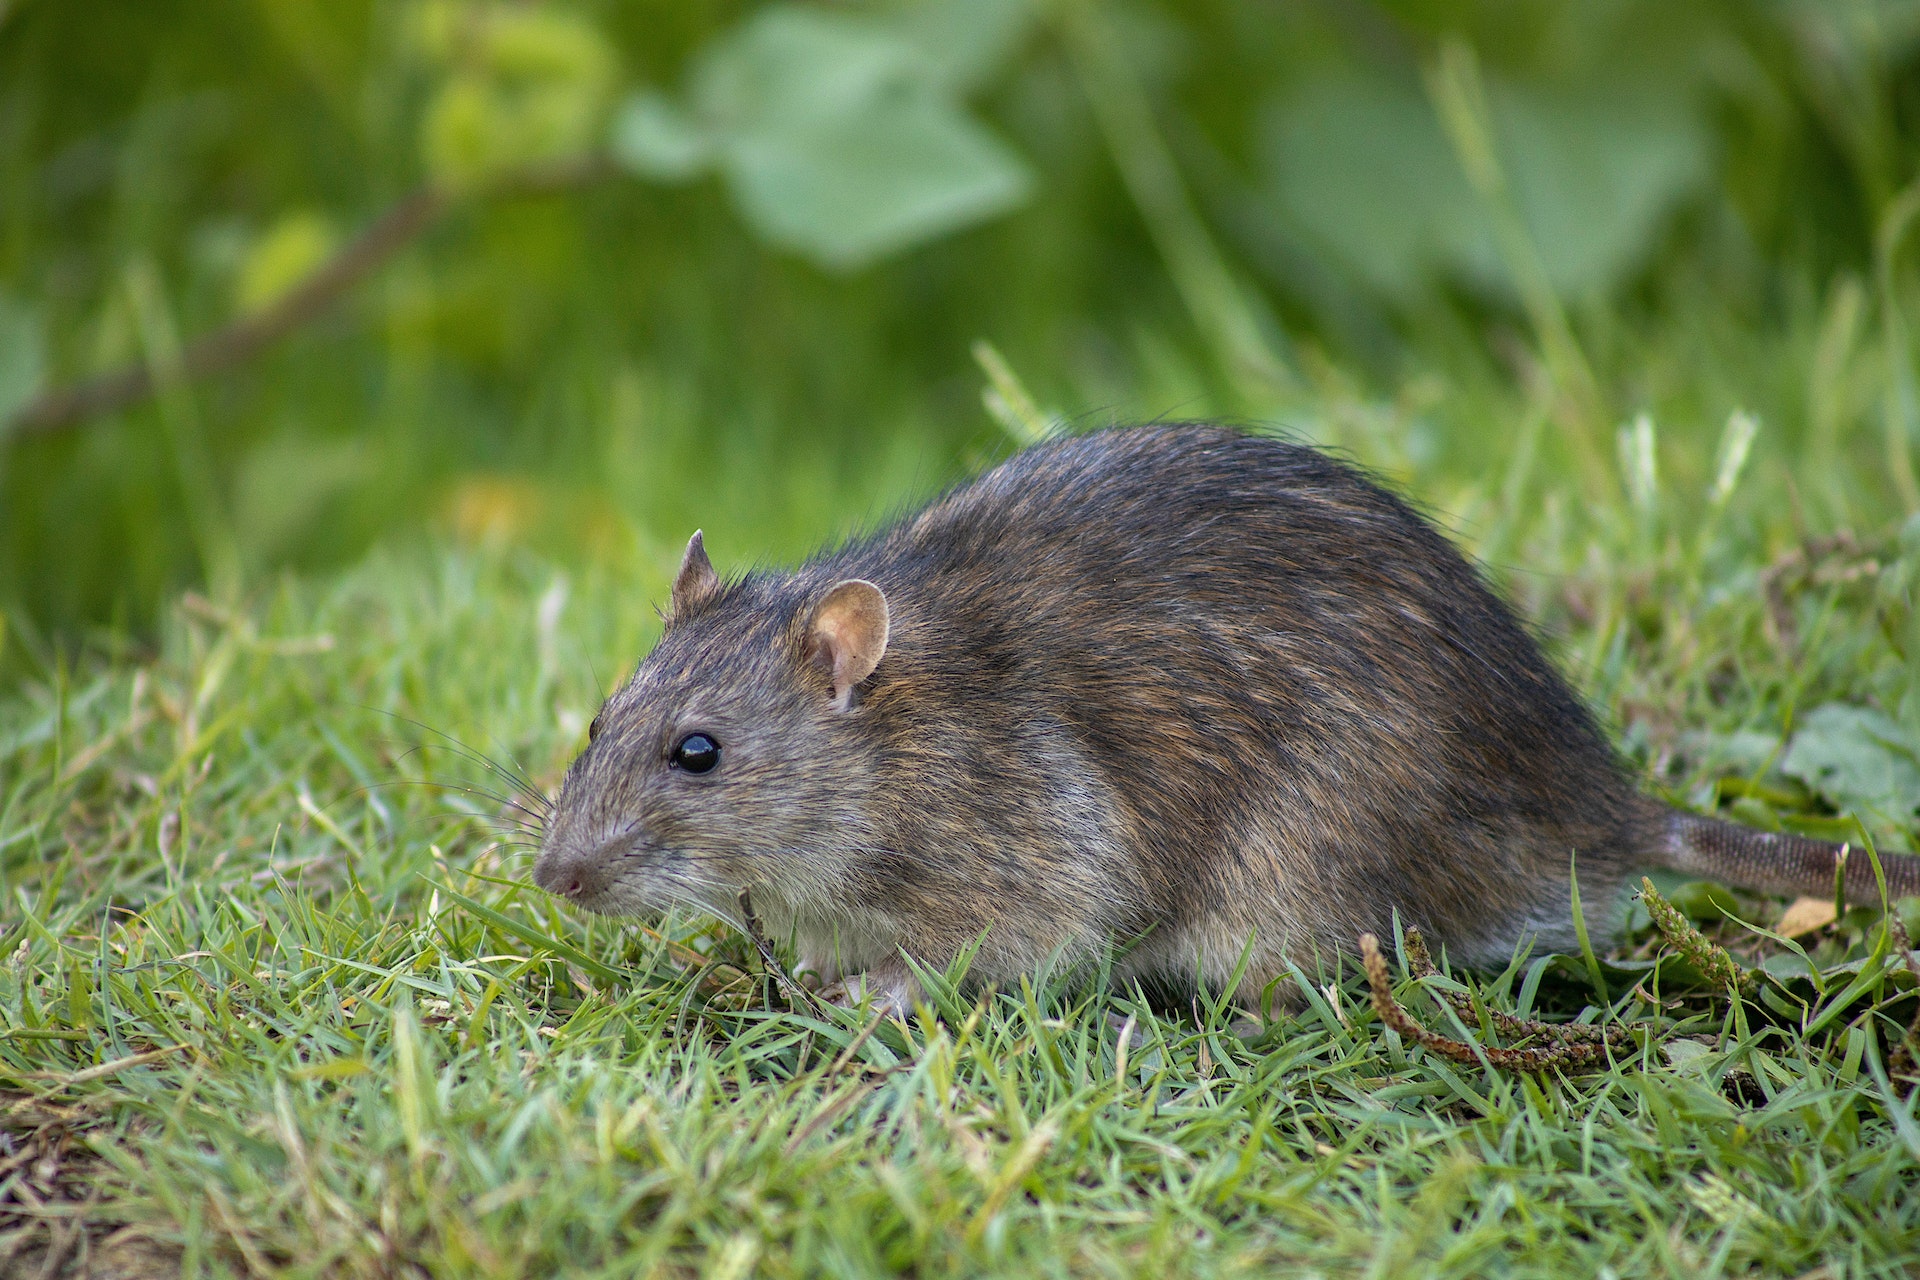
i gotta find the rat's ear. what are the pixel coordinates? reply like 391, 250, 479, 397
670, 530, 721, 620
805, 579, 889, 709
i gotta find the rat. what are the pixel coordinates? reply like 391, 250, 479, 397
531, 424, 1920, 1014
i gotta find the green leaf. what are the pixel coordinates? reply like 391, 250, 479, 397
694, 8, 926, 132
1676, 728, 1785, 777
1262, 67, 1710, 300
1497, 80, 1708, 297
610, 92, 711, 182
886, 0, 1036, 95
679, 5, 1033, 270
1781, 703, 1920, 830
721, 91, 1031, 270
1262, 70, 1494, 299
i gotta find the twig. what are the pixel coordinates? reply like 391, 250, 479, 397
7, 190, 442, 437
1359, 934, 1615, 1071
5, 156, 608, 440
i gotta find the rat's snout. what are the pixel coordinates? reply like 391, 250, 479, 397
532, 840, 619, 903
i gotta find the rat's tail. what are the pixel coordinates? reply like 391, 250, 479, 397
1662, 810, 1920, 903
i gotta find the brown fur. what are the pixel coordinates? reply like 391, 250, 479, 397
533, 425, 1920, 1013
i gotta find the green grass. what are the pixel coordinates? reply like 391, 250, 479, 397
7, 6, 1920, 1271
5, 428, 1920, 1277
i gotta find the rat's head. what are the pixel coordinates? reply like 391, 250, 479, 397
532, 531, 891, 917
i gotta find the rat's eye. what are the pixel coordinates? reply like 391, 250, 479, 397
671, 732, 721, 774
588, 713, 603, 742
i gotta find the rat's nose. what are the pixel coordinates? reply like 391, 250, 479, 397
532, 846, 611, 901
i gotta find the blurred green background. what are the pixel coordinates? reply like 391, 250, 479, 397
3, 0, 1918, 674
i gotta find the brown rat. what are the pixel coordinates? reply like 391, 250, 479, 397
532, 424, 1920, 1014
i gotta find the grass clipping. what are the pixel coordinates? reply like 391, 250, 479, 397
1357, 880, 1808, 1072
1358, 929, 1631, 1072
1634, 876, 1755, 993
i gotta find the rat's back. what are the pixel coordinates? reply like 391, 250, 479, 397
828, 426, 1656, 984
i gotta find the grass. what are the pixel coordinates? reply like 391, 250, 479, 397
4, 415, 1920, 1277
7, 4, 1920, 1273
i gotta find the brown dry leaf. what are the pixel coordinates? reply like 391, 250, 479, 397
1775, 896, 1837, 938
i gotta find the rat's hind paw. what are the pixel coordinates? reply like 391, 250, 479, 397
820, 965, 918, 1020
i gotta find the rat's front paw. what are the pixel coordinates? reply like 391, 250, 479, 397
820, 965, 918, 1020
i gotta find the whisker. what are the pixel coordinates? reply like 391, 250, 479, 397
383, 741, 551, 814
382, 750, 553, 824
357, 710, 555, 816
309, 779, 546, 843
584, 646, 607, 705
334, 774, 543, 815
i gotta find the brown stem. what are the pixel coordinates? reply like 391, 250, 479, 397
1359, 933, 1617, 1072
4, 156, 610, 440
1403, 926, 1629, 1048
